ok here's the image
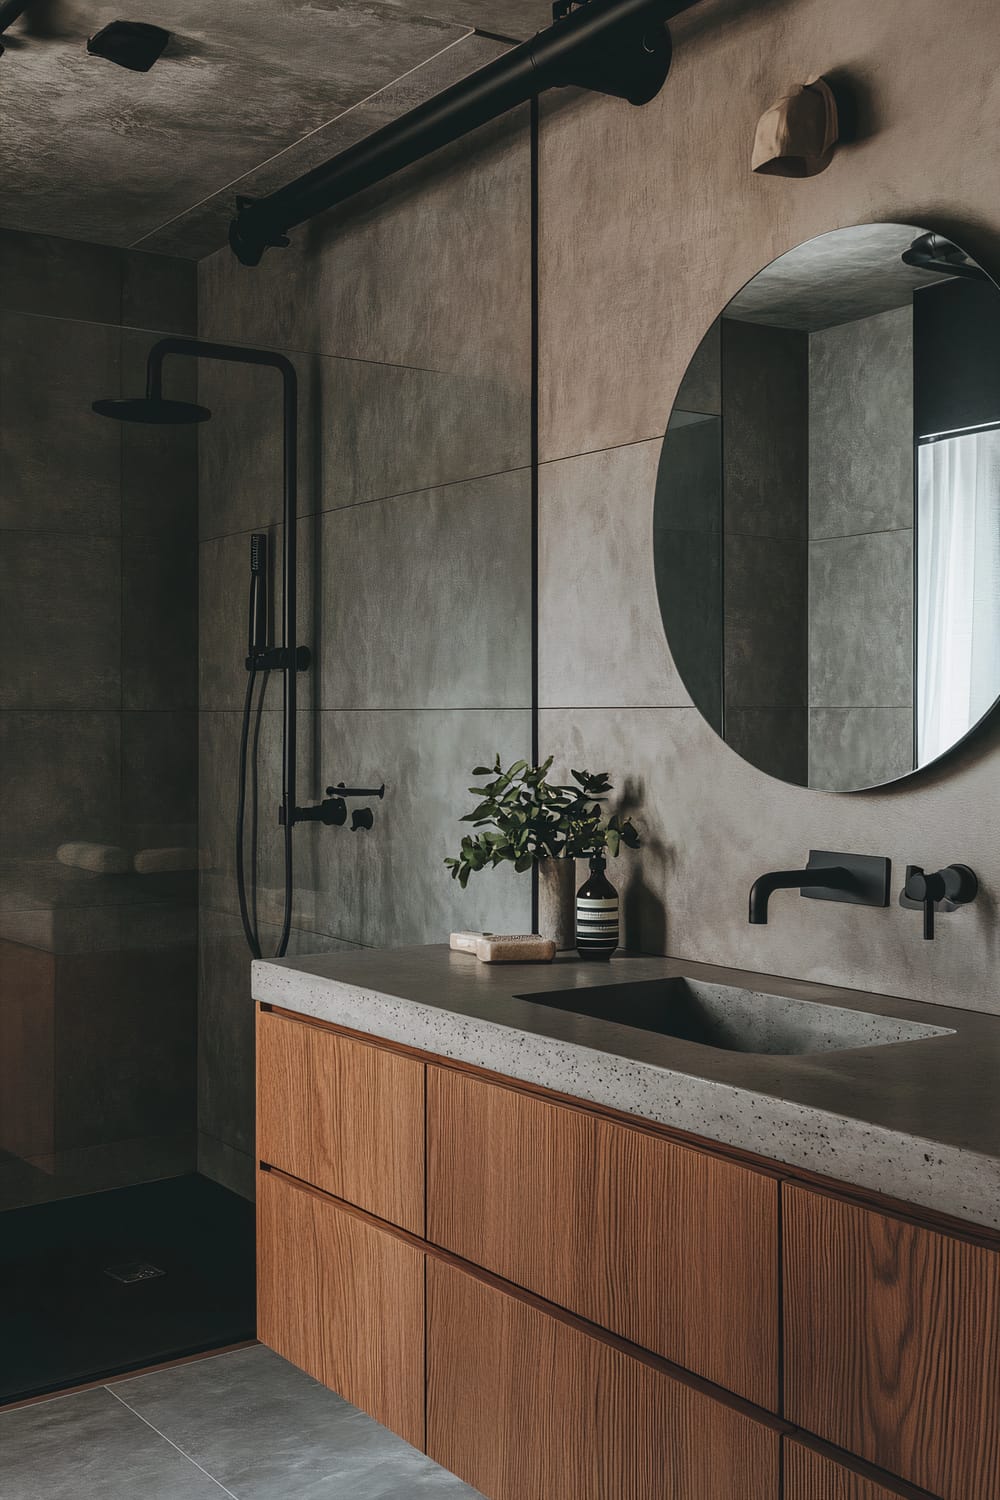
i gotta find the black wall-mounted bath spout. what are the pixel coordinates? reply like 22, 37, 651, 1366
748, 866, 853, 925
229, 0, 699, 266
749, 851, 891, 925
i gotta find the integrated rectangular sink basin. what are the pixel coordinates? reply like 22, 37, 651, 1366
518, 977, 955, 1056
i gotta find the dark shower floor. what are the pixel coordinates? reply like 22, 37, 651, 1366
0, 1174, 256, 1405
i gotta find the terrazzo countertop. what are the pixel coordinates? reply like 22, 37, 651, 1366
252, 944, 1000, 1231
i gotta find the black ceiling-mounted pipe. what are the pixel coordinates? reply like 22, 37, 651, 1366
229, 0, 697, 266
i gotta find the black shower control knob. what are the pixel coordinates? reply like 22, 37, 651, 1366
940, 863, 979, 904
903, 866, 945, 904
351, 808, 374, 832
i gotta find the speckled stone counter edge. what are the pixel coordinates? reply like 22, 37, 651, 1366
252, 958, 1000, 1232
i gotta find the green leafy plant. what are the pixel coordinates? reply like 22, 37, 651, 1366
445, 755, 640, 888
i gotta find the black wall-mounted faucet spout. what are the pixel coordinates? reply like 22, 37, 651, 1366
748, 850, 892, 925
748, 866, 853, 924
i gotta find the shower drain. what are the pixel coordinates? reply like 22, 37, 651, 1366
103, 1260, 166, 1285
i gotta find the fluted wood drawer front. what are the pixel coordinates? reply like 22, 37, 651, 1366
257, 1169, 424, 1450
427, 1066, 779, 1409
784, 1185, 1000, 1500
784, 1440, 935, 1500
427, 1257, 779, 1500
256, 1008, 424, 1233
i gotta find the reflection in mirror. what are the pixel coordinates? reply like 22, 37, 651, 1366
654, 223, 1000, 792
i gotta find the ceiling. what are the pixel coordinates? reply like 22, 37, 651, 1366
725, 222, 949, 332
0, 0, 552, 259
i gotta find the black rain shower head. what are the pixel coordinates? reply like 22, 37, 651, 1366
86, 20, 170, 71
92, 396, 212, 424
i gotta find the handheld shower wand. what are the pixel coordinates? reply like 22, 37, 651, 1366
248, 533, 268, 662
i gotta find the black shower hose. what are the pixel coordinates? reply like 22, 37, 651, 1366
235, 666, 294, 962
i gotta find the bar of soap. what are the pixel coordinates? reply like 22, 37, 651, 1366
450, 931, 489, 953
475, 934, 556, 964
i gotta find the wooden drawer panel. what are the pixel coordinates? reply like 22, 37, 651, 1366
784, 1441, 932, 1500
257, 1008, 424, 1233
784, 1185, 1000, 1500
427, 1257, 779, 1500
427, 1066, 778, 1408
257, 1169, 424, 1449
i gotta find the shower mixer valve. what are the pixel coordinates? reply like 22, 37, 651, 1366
282, 780, 385, 830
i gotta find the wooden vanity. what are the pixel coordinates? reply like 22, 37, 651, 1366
255, 1001, 1000, 1500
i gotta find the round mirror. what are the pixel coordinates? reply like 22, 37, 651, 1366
655, 222, 1000, 791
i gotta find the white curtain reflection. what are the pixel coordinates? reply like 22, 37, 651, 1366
917, 427, 1000, 764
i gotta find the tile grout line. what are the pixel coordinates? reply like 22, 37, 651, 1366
105, 1384, 242, 1499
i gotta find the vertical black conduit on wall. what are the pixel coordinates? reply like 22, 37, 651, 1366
530, 92, 541, 935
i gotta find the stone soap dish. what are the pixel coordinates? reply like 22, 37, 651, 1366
450, 932, 556, 963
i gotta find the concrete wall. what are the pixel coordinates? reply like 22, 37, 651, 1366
0, 230, 198, 1210
196, 116, 533, 1195
537, 0, 1000, 1012
808, 305, 915, 788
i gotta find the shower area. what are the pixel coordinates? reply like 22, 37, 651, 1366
0, 109, 532, 1403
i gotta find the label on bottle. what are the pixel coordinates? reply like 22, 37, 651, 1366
576, 895, 619, 956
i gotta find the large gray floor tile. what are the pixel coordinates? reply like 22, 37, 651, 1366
0, 1387, 228, 1500
116, 1346, 481, 1499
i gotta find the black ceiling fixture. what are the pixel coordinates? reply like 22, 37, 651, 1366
230, 0, 700, 267
86, 19, 170, 71
0, 0, 30, 56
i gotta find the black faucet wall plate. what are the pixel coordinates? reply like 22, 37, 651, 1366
801, 850, 891, 907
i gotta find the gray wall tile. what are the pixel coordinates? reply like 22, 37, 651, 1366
0, 532, 121, 709
675, 319, 721, 417
808, 707, 915, 791
199, 112, 531, 381
727, 708, 808, 786
302, 470, 532, 713
121, 331, 198, 540
0, 229, 121, 322
122, 711, 198, 852
539, 442, 688, 708
810, 306, 914, 539
124, 534, 198, 711
809, 530, 914, 709
0, 313, 120, 534
120, 249, 197, 336
724, 534, 807, 709
722, 318, 809, 540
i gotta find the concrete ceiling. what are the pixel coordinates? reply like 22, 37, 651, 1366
0, 0, 552, 259
725, 222, 950, 332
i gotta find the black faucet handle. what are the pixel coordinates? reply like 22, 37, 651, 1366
326, 782, 385, 799
903, 863, 978, 941
903, 866, 944, 940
